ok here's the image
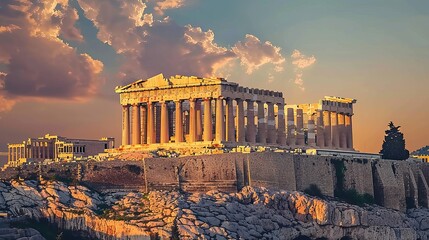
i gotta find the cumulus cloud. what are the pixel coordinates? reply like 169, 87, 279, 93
77, 0, 151, 53
60, 6, 84, 41
232, 34, 285, 74
78, 0, 235, 83
153, 0, 186, 15
0, 73, 16, 113
77, 0, 293, 84
291, 49, 316, 90
0, 0, 103, 106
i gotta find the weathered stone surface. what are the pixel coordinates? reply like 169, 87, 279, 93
1, 180, 429, 240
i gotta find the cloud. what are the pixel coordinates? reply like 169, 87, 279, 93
77, 0, 151, 53
153, 0, 186, 15
60, 6, 84, 41
0, 25, 20, 33
0, 0, 103, 105
291, 49, 316, 90
0, 73, 16, 113
232, 34, 285, 74
78, 1, 289, 83
78, 0, 235, 83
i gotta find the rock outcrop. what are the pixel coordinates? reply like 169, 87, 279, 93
0, 180, 428, 240
0, 226, 45, 240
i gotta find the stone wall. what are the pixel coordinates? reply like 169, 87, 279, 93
372, 160, 406, 211
342, 158, 374, 195
294, 155, 335, 196
83, 161, 147, 191
3, 152, 429, 212
246, 152, 296, 191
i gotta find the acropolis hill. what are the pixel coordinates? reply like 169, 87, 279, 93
2, 74, 429, 240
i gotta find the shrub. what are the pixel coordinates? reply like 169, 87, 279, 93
126, 164, 141, 175
335, 188, 374, 206
304, 184, 323, 198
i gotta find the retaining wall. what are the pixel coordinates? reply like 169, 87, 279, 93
2, 152, 429, 212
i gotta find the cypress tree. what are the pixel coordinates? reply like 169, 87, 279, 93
380, 121, 409, 160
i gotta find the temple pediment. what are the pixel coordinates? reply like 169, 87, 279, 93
115, 74, 229, 93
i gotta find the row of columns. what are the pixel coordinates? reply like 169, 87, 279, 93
8, 143, 52, 164
286, 109, 353, 149
121, 98, 286, 146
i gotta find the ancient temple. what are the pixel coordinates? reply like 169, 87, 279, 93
115, 74, 356, 150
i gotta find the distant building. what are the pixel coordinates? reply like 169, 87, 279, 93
306, 148, 381, 159
411, 146, 429, 162
6, 134, 114, 167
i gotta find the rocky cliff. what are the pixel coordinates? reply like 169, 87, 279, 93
0, 180, 428, 240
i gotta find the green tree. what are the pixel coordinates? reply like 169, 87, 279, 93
380, 121, 409, 160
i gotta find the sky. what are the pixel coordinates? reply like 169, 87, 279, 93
0, 0, 428, 156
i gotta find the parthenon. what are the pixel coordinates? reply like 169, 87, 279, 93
115, 74, 356, 150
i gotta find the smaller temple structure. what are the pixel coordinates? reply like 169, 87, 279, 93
6, 134, 114, 167
286, 96, 357, 150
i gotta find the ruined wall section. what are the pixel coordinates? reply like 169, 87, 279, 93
175, 154, 243, 192
410, 164, 429, 208
342, 158, 374, 195
246, 152, 296, 191
372, 160, 406, 211
294, 155, 335, 197
83, 161, 147, 191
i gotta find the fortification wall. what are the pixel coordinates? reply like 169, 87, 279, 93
372, 160, 406, 211
246, 152, 296, 191
294, 155, 335, 196
3, 152, 429, 212
342, 158, 374, 195
83, 161, 146, 191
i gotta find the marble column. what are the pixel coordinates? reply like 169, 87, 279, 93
203, 98, 213, 142
316, 111, 325, 147
267, 102, 276, 144
345, 114, 353, 149
225, 98, 235, 142
40, 143, 46, 159
286, 108, 296, 146
132, 104, 141, 145
147, 102, 155, 144
215, 98, 225, 142
7, 147, 11, 164
307, 119, 316, 146
175, 101, 184, 143
122, 105, 130, 146
236, 99, 245, 143
245, 100, 256, 143
189, 99, 197, 142
295, 109, 305, 146
323, 111, 332, 148
338, 113, 347, 149
331, 112, 340, 148
257, 101, 267, 144
140, 105, 147, 144
196, 101, 203, 141
277, 103, 286, 145
160, 101, 169, 144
